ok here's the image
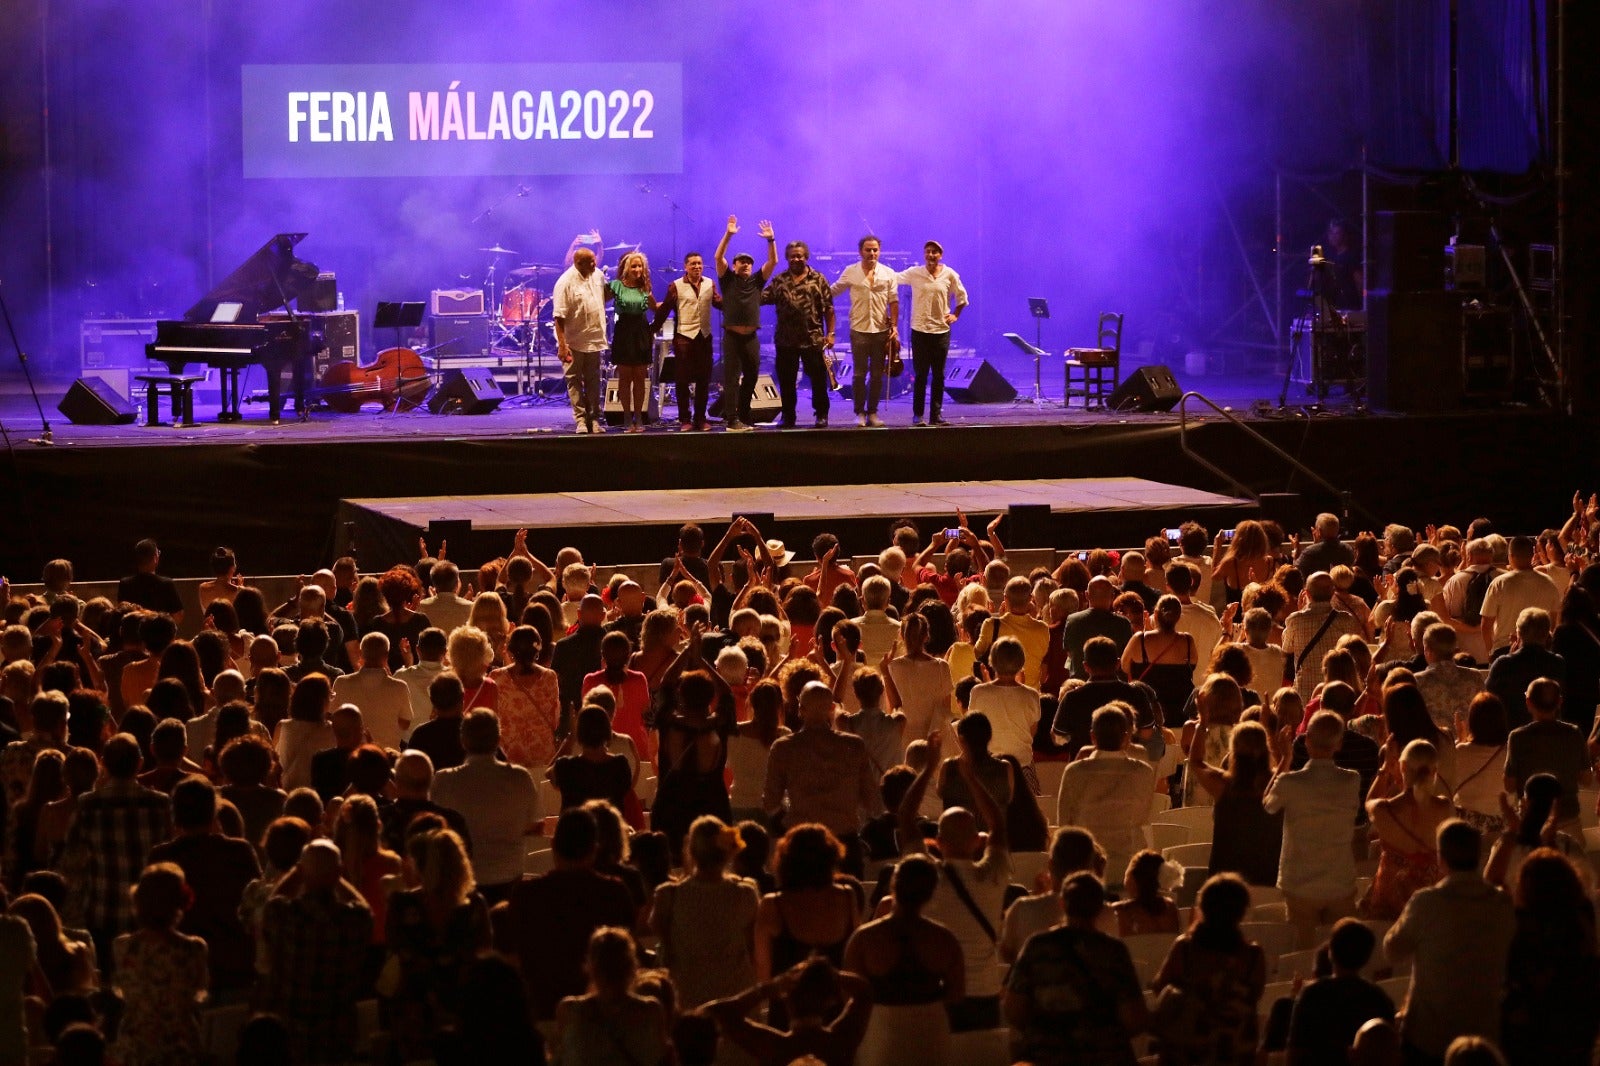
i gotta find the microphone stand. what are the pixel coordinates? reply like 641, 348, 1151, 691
0, 279, 53, 445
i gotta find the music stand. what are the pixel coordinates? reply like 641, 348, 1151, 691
1017, 298, 1053, 404
374, 301, 425, 352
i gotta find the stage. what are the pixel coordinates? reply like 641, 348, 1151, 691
1, 362, 1593, 582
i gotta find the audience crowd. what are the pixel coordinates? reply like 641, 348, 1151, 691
2, 499, 1599, 1066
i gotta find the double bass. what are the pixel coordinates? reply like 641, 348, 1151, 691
315, 347, 432, 412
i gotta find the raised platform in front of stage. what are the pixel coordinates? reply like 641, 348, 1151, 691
2, 381, 1595, 580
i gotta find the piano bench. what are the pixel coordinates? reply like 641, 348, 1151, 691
133, 374, 205, 427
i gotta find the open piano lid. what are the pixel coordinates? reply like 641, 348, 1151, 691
184, 233, 320, 323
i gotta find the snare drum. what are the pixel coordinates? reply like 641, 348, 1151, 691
500, 286, 543, 324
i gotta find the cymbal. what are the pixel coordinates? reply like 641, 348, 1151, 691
604, 241, 641, 251
479, 245, 519, 255
509, 264, 561, 277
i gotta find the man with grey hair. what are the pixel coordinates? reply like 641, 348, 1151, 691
1504, 677, 1593, 829
761, 680, 881, 839
1238, 607, 1287, 694
1056, 704, 1155, 888
1435, 538, 1500, 663
975, 575, 1053, 687
1265, 710, 1363, 946
552, 245, 609, 433
380, 750, 470, 855
1061, 576, 1134, 680
876, 546, 913, 612
762, 238, 836, 429
1295, 512, 1355, 576
418, 560, 473, 635
1414, 623, 1487, 734
430, 709, 540, 903
1485, 608, 1566, 727
1479, 535, 1563, 658
852, 574, 901, 661
1381, 524, 1417, 574
1281, 573, 1365, 703
332, 631, 413, 749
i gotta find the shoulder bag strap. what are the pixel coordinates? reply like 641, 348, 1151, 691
1295, 611, 1341, 672
942, 863, 998, 943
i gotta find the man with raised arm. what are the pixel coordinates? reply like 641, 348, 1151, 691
830, 235, 900, 427
714, 215, 778, 432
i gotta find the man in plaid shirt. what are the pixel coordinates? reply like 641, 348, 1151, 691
1281, 573, 1366, 704
60, 732, 172, 969
259, 839, 373, 1062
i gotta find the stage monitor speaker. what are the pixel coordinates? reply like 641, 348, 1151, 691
1006, 503, 1053, 548
1107, 365, 1182, 412
426, 369, 504, 414
1366, 289, 1461, 412
58, 377, 137, 425
1371, 211, 1448, 292
603, 380, 665, 425
942, 355, 1016, 403
708, 374, 783, 420
430, 315, 492, 357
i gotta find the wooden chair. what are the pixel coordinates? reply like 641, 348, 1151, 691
1064, 312, 1124, 408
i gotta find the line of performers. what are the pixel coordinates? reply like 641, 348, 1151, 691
550, 215, 969, 433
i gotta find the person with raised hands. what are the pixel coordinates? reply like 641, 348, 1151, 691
713, 215, 778, 432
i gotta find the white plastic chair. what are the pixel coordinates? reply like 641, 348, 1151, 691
1258, 979, 1296, 1025
1161, 842, 1212, 868
1153, 805, 1214, 841
525, 848, 556, 875
1124, 932, 1179, 987
1583, 826, 1600, 852
1249, 885, 1286, 907
1276, 948, 1319, 982
1150, 792, 1173, 818
1241, 922, 1299, 976
1148, 823, 1189, 852
1010, 850, 1050, 890
1251, 901, 1290, 924
1379, 975, 1410, 1003
1035, 760, 1070, 799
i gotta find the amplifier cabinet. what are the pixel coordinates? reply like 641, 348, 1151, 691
431, 289, 487, 317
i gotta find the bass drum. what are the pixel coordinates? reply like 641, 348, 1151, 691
501, 286, 543, 324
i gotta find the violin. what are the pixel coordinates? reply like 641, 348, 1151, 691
315, 347, 431, 412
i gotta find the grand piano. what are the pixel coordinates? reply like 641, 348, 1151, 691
146, 233, 324, 423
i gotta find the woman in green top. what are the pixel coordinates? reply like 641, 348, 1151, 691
607, 251, 659, 432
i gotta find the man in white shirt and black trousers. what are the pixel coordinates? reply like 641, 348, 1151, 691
896, 240, 968, 426
831, 235, 900, 427
552, 246, 610, 434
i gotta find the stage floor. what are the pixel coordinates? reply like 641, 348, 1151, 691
346, 476, 1251, 534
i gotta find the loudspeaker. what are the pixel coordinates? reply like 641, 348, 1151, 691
1107, 365, 1182, 412
430, 289, 486, 317
58, 377, 137, 425
426, 369, 504, 414
1366, 290, 1462, 412
828, 360, 909, 402
603, 381, 664, 425
1371, 211, 1448, 292
942, 355, 1017, 403
430, 315, 492, 357
708, 374, 783, 420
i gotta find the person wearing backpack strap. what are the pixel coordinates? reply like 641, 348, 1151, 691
1434, 539, 1501, 664
897, 730, 1012, 1033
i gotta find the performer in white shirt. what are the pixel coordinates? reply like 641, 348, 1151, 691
830, 236, 900, 428
896, 241, 969, 426
552, 247, 609, 434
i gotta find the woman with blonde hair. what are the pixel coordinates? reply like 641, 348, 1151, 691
446, 624, 499, 711
384, 828, 491, 1059
465, 595, 509, 668
1361, 739, 1451, 919
554, 926, 670, 1064
605, 250, 659, 432
651, 815, 761, 1007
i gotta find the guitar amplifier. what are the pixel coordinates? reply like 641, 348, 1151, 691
431, 289, 486, 317
431, 315, 492, 357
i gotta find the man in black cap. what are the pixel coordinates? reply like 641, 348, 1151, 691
713, 214, 777, 432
